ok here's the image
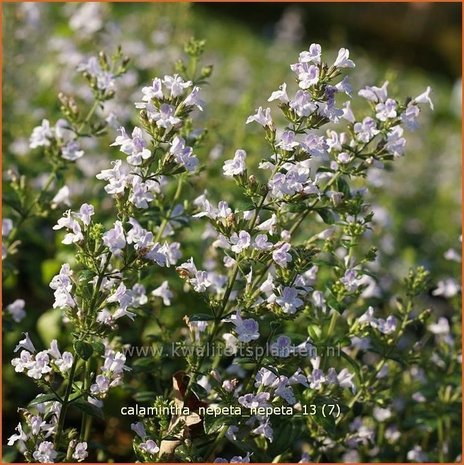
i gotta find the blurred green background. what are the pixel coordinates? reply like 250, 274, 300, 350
2, 2, 461, 461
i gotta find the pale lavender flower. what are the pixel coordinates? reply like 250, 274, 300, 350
291, 62, 320, 89
333, 48, 355, 68
353, 117, 379, 143
30, 119, 53, 148
246, 107, 272, 127
268, 83, 289, 103
358, 81, 389, 102
298, 43, 322, 64
162, 74, 192, 98
223, 149, 247, 176
413, 86, 433, 110
6, 299, 26, 323
432, 278, 460, 298
230, 230, 251, 253
14, 332, 36, 353
272, 242, 292, 267
254, 234, 273, 250
103, 221, 126, 254
72, 442, 88, 462
152, 281, 173, 306
275, 287, 304, 314
139, 439, 160, 455
232, 311, 260, 343
33, 441, 58, 463
170, 136, 199, 172
7, 423, 28, 450
238, 392, 270, 408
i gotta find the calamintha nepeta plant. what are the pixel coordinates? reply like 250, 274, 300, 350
6, 40, 458, 464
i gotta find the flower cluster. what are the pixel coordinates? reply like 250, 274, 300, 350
6, 35, 460, 465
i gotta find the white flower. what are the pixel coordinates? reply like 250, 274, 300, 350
131, 422, 147, 439
77, 203, 94, 226
139, 439, 160, 455
230, 230, 251, 253
11, 350, 33, 373
6, 299, 26, 323
61, 140, 84, 161
14, 332, 36, 353
72, 442, 88, 462
238, 392, 270, 409
152, 281, 173, 306
333, 48, 355, 68
190, 270, 211, 293
254, 234, 273, 250
358, 81, 389, 102
96, 160, 129, 195
107, 282, 135, 321
307, 368, 326, 389
428, 317, 450, 335
407, 445, 428, 462
290, 90, 317, 117
256, 214, 277, 235
7, 422, 28, 450
223, 149, 247, 176
272, 242, 292, 267
275, 287, 304, 314
103, 221, 126, 254
413, 86, 434, 110
375, 98, 397, 121
184, 86, 204, 110
373, 407, 392, 422
140, 78, 163, 102
232, 311, 260, 343
148, 103, 181, 130
432, 278, 460, 298
252, 418, 274, 442
111, 127, 151, 166
30, 119, 53, 148
276, 130, 299, 151
49, 264, 75, 309
49, 340, 74, 373
90, 374, 110, 396
298, 43, 322, 64
51, 186, 71, 208
26, 351, 52, 380
268, 83, 289, 103
163, 74, 192, 97
340, 269, 361, 292
53, 210, 83, 244
170, 136, 199, 172
2, 218, 13, 237
385, 125, 406, 157
354, 117, 379, 143
78, 56, 114, 91
291, 62, 320, 89
33, 441, 58, 463
246, 107, 272, 127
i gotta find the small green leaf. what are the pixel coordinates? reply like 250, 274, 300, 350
189, 313, 214, 321
203, 414, 235, 435
74, 341, 94, 361
92, 341, 106, 356
72, 399, 104, 420
316, 208, 336, 225
29, 393, 59, 406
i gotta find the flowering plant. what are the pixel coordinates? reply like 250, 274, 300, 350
4, 34, 461, 464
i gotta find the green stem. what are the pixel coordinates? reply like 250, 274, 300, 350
155, 174, 185, 243
54, 357, 79, 449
